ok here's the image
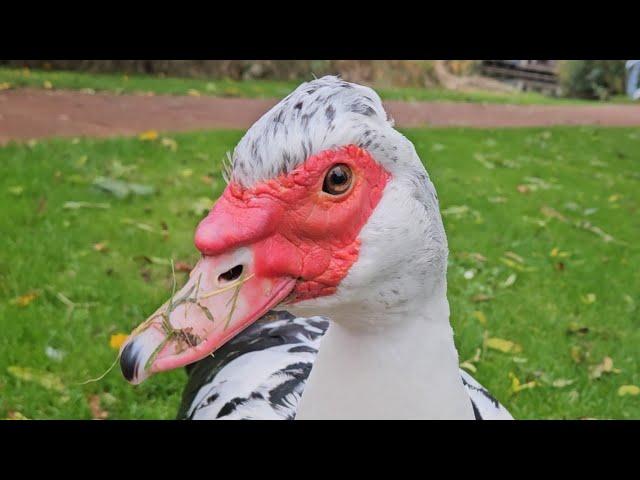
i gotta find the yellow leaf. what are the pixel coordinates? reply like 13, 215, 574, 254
581, 293, 597, 304
618, 385, 640, 396
472, 310, 487, 326
160, 137, 178, 152
608, 194, 621, 203
43, 80, 53, 89
187, 89, 201, 97
7, 366, 65, 392
589, 356, 621, 379
570, 345, 584, 364
509, 372, 536, 393
0, 82, 12, 91
486, 337, 522, 354
460, 361, 477, 373
138, 130, 159, 141
109, 333, 129, 350
5, 411, 29, 420
550, 247, 559, 257
10, 292, 38, 307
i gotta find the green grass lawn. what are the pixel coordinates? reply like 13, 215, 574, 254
1, 127, 639, 419
0, 66, 621, 105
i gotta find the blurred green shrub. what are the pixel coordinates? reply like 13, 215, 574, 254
558, 60, 626, 100
0, 60, 438, 88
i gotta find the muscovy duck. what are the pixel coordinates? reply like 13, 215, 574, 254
120, 76, 513, 420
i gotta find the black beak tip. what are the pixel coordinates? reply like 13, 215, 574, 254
120, 341, 139, 382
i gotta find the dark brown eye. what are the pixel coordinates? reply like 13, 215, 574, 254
323, 164, 353, 195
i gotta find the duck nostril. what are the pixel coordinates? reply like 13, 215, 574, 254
218, 265, 243, 283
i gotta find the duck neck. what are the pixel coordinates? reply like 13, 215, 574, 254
295, 281, 474, 420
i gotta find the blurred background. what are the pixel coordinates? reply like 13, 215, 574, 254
1, 60, 638, 420
0, 59, 637, 101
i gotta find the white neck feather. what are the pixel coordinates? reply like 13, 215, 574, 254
295, 281, 474, 420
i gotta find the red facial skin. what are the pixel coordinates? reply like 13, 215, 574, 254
120, 145, 391, 383
195, 144, 390, 302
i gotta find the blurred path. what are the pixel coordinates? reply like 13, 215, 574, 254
2, 89, 640, 144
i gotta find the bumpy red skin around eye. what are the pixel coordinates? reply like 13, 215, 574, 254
194, 145, 390, 302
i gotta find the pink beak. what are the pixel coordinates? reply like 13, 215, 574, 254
119, 189, 296, 384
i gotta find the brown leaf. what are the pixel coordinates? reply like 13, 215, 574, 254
93, 242, 109, 253
88, 394, 109, 420
566, 322, 589, 335
516, 184, 530, 194
10, 292, 38, 307
5, 411, 29, 420
540, 205, 567, 222
174, 261, 193, 273
472, 294, 493, 303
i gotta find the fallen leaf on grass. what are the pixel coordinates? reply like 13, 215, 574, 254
161, 137, 178, 152
63, 201, 110, 210
8, 185, 24, 196
190, 197, 214, 217
138, 130, 159, 141
43, 80, 53, 89
7, 366, 65, 392
93, 242, 109, 253
460, 361, 477, 373
45, 346, 66, 362
566, 322, 590, 335
501, 273, 517, 288
517, 184, 530, 194
500, 257, 535, 272
187, 89, 201, 97
552, 378, 575, 388
589, 356, 621, 379
10, 291, 38, 307
472, 310, 487, 326
574, 221, 615, 243
581, 293, 597, 304
5, 411, 29, 420
504, 251, 524, 264
540, 205, 567, 222
441, 205, 483, 223
485, 337, 523, 354
570, 345, 585, 364
88, 395, 109, 419
109, 333, 129, 350
509, 372, 536, 394
617, 385, 640, 396
0, 82, 12, 91
93, 177, 155, 199
134, 255, 172, 266
122, 219, 161, 234
472, 294, 493, 303
174, 261, 193, 273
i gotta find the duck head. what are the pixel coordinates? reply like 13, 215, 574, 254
120, 76, 447, 384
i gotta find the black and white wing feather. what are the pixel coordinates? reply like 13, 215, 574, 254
461, 369, 513, 420
178, 311, 512, 420
178, 311, 329, 420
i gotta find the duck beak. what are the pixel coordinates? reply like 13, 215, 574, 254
119, 252, 296, 384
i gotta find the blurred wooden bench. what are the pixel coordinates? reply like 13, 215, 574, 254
480, 60, 560, 95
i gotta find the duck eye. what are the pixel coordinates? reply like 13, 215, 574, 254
323, 164, 353, 195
